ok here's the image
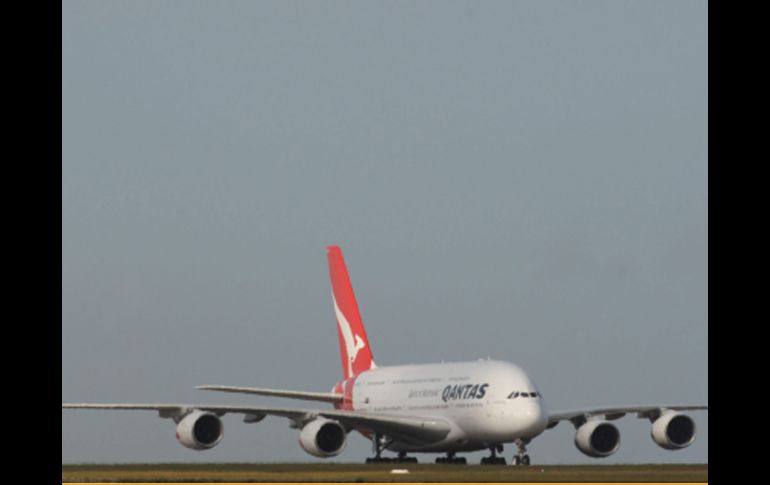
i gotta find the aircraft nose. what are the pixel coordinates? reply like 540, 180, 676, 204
520, 400, 548, 437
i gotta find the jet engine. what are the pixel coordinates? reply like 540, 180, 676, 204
175, 410, 224, 450
298, 418, 347, 458
651, 411, 696, 450
574, 420, 621, 458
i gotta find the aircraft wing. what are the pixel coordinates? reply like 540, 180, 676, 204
194, 385, 344, 404
62, 403, 451, 446
546, 405, 708, 429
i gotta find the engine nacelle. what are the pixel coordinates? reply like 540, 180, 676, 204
298, 418, 347, 458
575, 420, 621, 458
175, 410, 224, 450
651, 411, 696, 450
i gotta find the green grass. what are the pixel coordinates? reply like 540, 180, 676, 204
61, 462, 708, 483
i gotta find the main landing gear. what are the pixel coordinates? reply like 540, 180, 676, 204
397, 452, 419, 463
435, 452, 467, 465
365, 432, 386, 463
366, 455, 418, 464
480, 444, 506, 465
365, 433, 418, 463
511, 438, 531, 466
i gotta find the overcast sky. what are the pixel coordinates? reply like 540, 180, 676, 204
62, 0, 707, 464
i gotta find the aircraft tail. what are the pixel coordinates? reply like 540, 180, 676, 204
326, 246, 376, 380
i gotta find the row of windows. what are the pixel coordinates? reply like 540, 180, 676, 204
507, 391, 540, 399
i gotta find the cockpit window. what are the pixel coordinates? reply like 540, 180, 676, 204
509, 391, 541, 398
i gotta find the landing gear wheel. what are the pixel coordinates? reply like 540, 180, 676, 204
366, 433, 396, 464
511, 438, 532, 466
396, 452, 418, 463
366, 457, 393, 463
482, 457, 506, 465
481, 445, 507, 465
436, 453, 466, 465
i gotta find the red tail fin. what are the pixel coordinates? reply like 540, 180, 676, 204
326, 246, 376, 380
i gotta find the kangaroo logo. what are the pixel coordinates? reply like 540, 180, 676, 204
334, 296, 366, 377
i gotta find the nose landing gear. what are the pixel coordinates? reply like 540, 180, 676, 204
511, 438, 531, 466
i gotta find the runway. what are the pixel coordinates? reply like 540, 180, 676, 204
61, 462, 708, 483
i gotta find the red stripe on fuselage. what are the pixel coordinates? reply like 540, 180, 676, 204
333, 375, 357, 411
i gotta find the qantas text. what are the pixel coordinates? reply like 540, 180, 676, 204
441, 383, 489, 402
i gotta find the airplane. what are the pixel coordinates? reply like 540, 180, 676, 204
62, 245, 707, 465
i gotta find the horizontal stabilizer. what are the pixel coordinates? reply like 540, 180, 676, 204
195, 385, 344, 404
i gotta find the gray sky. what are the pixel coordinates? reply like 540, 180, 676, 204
62, 0, 707, 464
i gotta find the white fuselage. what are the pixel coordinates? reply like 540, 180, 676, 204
349, 359, 548, 452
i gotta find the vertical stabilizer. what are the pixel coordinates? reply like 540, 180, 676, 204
326, 246, 376, 380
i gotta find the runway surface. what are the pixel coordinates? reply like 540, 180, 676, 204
61, 462, 708, 483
